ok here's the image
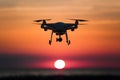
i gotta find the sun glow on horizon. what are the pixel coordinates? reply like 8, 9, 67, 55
54, 59, 65, 69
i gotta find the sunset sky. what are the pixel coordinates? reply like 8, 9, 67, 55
0, 0, 120, 69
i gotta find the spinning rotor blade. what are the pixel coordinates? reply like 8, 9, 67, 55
32, 23, 42, 25
34, 20, 42, 22
34, 19, 51, 22
44, 19, 51, 21
79, 23, 87, 25
68, 19, 88, 22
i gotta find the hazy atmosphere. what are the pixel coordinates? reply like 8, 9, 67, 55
0, 0, 120, 69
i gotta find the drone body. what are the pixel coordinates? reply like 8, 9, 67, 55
34, 19, 88, 45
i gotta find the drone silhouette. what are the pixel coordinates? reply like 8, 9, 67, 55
34, 19, 88, 45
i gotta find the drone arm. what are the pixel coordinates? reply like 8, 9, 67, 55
41, 23, 54, 31
65, 23, 78, 31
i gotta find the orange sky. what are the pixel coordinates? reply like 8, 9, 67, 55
0, 0, 120, 68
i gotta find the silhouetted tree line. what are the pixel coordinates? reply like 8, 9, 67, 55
0, 75, 120, 80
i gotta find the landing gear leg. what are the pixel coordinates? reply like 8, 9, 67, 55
65, 31, 71, 45
49, 31, 53, 45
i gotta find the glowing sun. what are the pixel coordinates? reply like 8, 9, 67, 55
54, 59, 65, 69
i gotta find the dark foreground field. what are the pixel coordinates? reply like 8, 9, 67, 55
0, 75, 120, 80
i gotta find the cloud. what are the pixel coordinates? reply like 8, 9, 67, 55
0, 54, 51, 68
0, 0, 74, 8
0, 0, 17, 8
0, 52, 120, 69
1, 0, 120, 21
90, 4, 120, 20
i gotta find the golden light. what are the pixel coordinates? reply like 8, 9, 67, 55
54, 59, 65, 69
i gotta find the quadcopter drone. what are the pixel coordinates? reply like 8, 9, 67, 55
34, 19, 88, 45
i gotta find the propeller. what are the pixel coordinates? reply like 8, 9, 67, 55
32, 23, 42, 25
79, 23, 87, 25
34, 19, 51, 22
68, 19, 88, 22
